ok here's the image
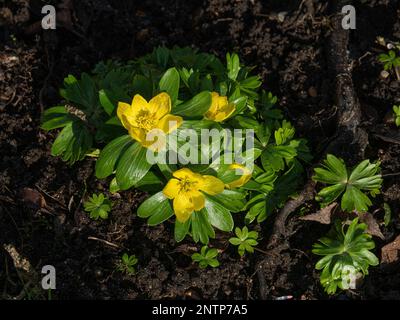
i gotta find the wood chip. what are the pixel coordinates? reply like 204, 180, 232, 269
3, 244, 34, 274
381, 235, 400, 265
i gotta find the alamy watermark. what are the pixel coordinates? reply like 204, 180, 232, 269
143, 124, 255, 172
342, 5, 356, 30
40, 4, 356, 31
41, 265, 56, 290
41, 5, 56, 30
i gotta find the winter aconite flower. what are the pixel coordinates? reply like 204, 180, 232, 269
163, 168, 225, 222
204, 92, 235, 122
117, 92, 183, 151
226, 163, 252, 189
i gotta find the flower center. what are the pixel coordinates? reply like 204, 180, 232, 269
135, 109, 158, 131
215, 104, 224, 114
178, 178, 198, 193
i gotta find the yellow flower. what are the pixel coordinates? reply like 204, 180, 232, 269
226, 163, 252, 189
163, 168, 225, 223
117, 92, 183, 151
204, 92, 235, 122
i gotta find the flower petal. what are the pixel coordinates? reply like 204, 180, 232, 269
226, 164, 252, 188
204, 92, 220, 120
117, 102, 134, 129
213, 102, 235, 122
127, 126, 146, 144
163, 178, 180, 199
173, 193, 194, 223
141, 128, 167, 152
157, 114, 183, 134
188, 190, 206, 211
131, 94, 149, 110
199, 175, 225, 195
173, 168, 202, 182
149, 92, 171, 119
217, 95, 229, 107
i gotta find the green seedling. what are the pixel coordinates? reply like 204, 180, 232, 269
117, 253, 138, 275
313, 155, 382, 213
312, 218, 379, 295
83, 193, 112, 220
191, 246, 220, 268
229, 226, 258, 256
379, 50, 400, 80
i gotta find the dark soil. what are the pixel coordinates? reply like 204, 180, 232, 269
1, 0, 399, 300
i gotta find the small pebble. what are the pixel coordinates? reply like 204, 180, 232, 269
387, 43, 395, 50
380, 70, 390, 79
277, 12, 287, 22
308, 86, 318, 97
376, 36, 386, 47
20, 187, 46, 209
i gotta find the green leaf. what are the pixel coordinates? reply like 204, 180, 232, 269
191, 209, 215, 244
233, 116, 260, 130
51, 123, 74, 156
348, 160, 382, 190
41, 106, 74, 131
191, 253, 202, 262
207, 189, 246, 212
229, 238, 241, 245
204, 197, 234, 232
159, 67, 180, 103
98, 89, 115, 115
313, 155, 382, 213
239, 76, 261, 90
173, 91, 211, 117
313, 154, 348, 184
109, 177, 120, 193
246, 201, 266, 223
261, 145, 296, 172
312, 218, 379, 295
51, 121, 93, 165
208, 259, 220, 268
84, 193, 112, 220
61, 73, 98, 114
205, 248, 218, 259
274, 125, 295, 146
137, 192, 174, 225
383, 203, 392, 227
316, 184, 346, 207
132, 74, 153, 100
341, 186, 372, 213
200, 74, 213, 91
216, 164, 244, 184
95, 135, 133, 179
175, 219, 190, 242
116, 142, 152, 190
95, 116, 126, 143
147, 202, 174, 226
134, 171, 164, 191
230, 96, 248, 115
155, 46, 170, 68
227, 53, 240, 80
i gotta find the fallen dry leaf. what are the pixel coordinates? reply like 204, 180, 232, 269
358, 212, 384, 240
381, 235, 400, 265
20, 187, 46, 209
299, 202, 337, 224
